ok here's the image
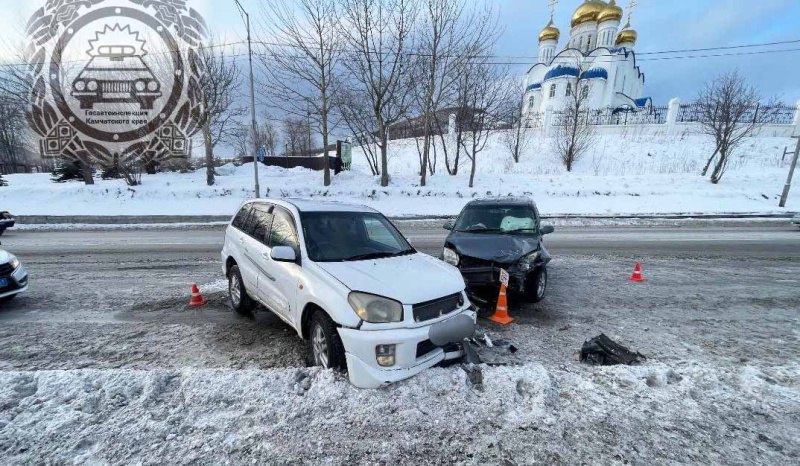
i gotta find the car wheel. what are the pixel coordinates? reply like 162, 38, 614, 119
528, 266, 548, 303
228, 265, 254, 314
307, 311, 346, 371
0, 294, 16, 304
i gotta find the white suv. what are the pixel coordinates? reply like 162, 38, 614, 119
221, 199, 476, 388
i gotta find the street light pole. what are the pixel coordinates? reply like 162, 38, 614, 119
234, 0, 260, 198
779, 136, 800, 208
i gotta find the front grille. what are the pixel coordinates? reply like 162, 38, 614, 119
0, 263, 13, 277
416, 339, 437, 358
459, 255, 493, 268
102, 81, 131, 93
413, 293, 461, 322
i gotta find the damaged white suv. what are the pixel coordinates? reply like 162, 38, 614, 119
221, 199, 476, 388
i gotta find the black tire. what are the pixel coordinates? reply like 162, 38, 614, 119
307, 310, 346, 371
527, 266, 548, 303
0, 294, 17, 304
228, 264, 254, 314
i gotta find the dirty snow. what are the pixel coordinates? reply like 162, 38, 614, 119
1, 362, 797, 465
2, 132, 798, 217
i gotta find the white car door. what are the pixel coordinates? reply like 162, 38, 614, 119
258, 207, 300, 324
229, 204, 259, 291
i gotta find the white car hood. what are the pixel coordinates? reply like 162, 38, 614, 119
0, 249, 10, 264
317, 253, 466, 305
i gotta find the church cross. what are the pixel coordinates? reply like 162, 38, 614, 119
626, 0, 638, 24
548, 0, 558, 22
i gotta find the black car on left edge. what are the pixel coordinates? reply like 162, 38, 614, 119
441, 197, 554, 308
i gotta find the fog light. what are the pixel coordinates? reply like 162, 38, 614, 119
375, 344, 396, 367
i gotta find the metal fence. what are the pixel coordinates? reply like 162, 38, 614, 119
552, 106, 668, 127
677, 103, 796, 124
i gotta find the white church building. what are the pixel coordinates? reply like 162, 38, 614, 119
523, 1, 651, 120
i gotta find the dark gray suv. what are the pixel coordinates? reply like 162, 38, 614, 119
441, 197, 554, 308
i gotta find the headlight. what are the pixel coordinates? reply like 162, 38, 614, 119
74, 80, 86, 91
87, 80, 98, 91
518, 250, 540, 272
348, 292, 403, 323
9, 255, 20, 269
443, 247, 459, 266
147, 80, 159, 91
135, 80, 146, 92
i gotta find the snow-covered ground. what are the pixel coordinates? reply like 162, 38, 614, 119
2, 131, 798, 217
1, 362, 797, 464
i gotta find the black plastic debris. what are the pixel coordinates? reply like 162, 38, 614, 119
580, 333, 646, 365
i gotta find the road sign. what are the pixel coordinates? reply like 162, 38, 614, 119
499, 269, 509, 287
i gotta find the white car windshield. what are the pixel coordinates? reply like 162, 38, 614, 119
300, 211, 415, 262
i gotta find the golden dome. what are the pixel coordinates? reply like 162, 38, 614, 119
615, 23, 638, 45
571, 0, 607, 28
539, 20, 560, 42
598, 0, 623, 23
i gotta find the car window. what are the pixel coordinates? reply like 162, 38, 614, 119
270, 209, 299, 251
454, 205, 538, 233
364, 217, 405, 250
250, 205, 275, 245
300, 211, 414, 262
232, 204, 252, 231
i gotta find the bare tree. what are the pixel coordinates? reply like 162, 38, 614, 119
552, 59, 595, 172
196, 39, 245, 186
458, 63, 511, 188
257, 0, 341, 186
255, 115, 279, 157
283, 117, 312, 156
696, 71, 774, 184
338, 0, 417, 187
501, 81, 533, 164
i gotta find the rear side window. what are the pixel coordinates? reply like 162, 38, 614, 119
232, 205, 252, 231
270, 209, 299, 251
250, 205, 275, 244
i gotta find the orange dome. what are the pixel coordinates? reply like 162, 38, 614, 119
539, 20, 560, 42
598, 0, 623, 23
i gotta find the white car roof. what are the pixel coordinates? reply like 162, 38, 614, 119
248, 198, 379, 214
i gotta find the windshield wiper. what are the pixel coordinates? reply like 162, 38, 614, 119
343, 250, 413, 261
506, 228, 538, 234
457, 227, 503, 233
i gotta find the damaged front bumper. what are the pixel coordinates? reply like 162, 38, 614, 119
337, 308, 477, 389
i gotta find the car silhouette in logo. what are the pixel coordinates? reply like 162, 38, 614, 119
71, 45, 162, 110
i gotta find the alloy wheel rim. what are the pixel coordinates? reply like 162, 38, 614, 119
537, 270, 547, 298
230, 273, 241, 307
312, 324, 329, 368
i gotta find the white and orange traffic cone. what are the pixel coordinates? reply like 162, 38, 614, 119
628, 263, 645, 282
488, 282, 513, 325
188, 284, 207, 307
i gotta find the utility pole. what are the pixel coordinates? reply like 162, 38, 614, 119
234, 0, 260, 198
779, 136, 800, 208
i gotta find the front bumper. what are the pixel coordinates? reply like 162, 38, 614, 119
0, 264, 28, 299
338, 308, 477, 389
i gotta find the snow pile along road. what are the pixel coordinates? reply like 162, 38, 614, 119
2, 362, 798, 464
2, 133, 798, 217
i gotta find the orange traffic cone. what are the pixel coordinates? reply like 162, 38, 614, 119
628, 263, 645, 282
488, 282, 514, 325
188, 284, 207, 307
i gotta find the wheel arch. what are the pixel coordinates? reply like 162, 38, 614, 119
225, 256, 237, 276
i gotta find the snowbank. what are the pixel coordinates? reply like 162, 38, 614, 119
2, 132, 797, 217
1, 362, 797, 464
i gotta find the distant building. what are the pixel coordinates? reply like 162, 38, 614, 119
523, 0, 650, 121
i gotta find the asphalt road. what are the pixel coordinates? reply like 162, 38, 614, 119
1, 222, 799, 464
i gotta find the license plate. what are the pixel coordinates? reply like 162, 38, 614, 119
0, 279, 8, 287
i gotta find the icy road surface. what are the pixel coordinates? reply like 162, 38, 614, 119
1, 222, 799, 465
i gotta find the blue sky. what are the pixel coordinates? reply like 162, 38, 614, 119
2, 0, 799, 104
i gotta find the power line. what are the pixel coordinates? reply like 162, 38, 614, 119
1, 36, 800, 70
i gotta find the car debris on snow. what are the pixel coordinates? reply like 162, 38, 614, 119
580, 334, 646, 366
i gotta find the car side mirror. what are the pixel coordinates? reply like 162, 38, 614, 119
540, 224, 555, 235
271, 246, 298, 263
443, 222, 454, 231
